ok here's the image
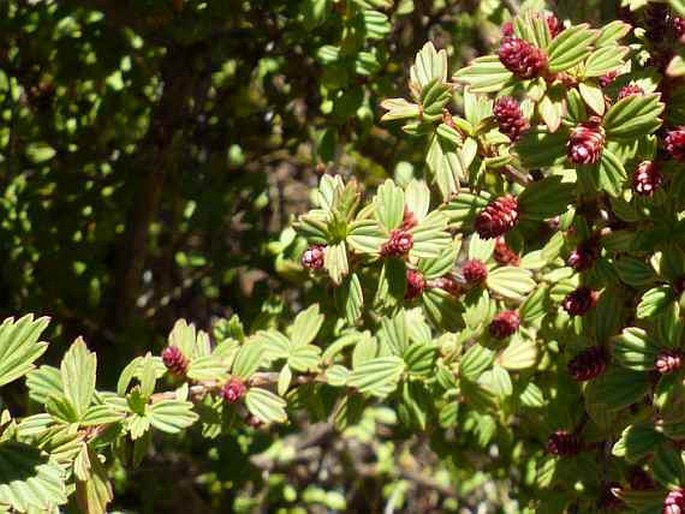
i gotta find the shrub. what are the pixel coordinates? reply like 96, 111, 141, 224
5, 2, 685, 513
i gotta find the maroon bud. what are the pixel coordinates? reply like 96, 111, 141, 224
546, 430, 582, 456
493, 237, 520, 266
302, 245, 325, 270
380, 229, 413, 257
162, 346, 189, 377
567, 120, 605, 165
617, 84, 644, 100
498, 36, 548, 79
632, 161, 664, 196
501, 21, 514, 37
599, 71, 619, 88
489, 310, 520, 339
405, 269, 426, 300
462, 259, 488, 286
567, 238, 600, 272
221, 378, 247, 403
655, 349, 683, 374
629, 467, 656, 490
663, 489, 685, 514
568, 345, 607, 381
245, 414, 263, 428
562, 286, 599, 316
674, 17, 685, 40
665, 127, 685, 162
401, 207, 419, 230
598, 482, 624, 511
545, 13, 563, 37
431, 275, 462, 297
475, 195, 519, 239
493, 96, 529, 141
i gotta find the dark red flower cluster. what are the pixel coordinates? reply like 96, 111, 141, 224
380, 229, 413, 257
567, 238, 600, 272
568, 345, 607, 381
489, 310, 520, 339
599, 71, 618, 88
567, 120, 605, 165
221, 378, 247, 403
405, 269, 426, 300
546, 430, 581, 456
665, 127, 685, 162
655, 349, 683, 374
493, 96, 529, 141
401, 207, 418, 230
498, 36, 548, 79
663, 489, 685, 514
562, 286, 598, 316
162, 346, 189, 377
493, 237, 520, 266
632, 161, 663, 196
475, 195, 519, 239
674, 17, 685, 40
462, 259, 488, 286
431, 275, 462, 297
302, 245, 326, 270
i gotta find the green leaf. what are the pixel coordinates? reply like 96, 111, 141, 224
453, 56, 513, 94
410, 213, 452, 258
421, 80, 452, 119
324, 364, 349, 387
587, 368, 650, 410
348, 356, 405, 398
426, 133, 464, 201
613, 423, 665, 462
584, 46, 629, 77
378, 311, 409, 356
637, 286, 674, 319
595, 20, 632, 47
612, 327, 660, 371
518, 174, 574, 220
324, 241, 349, 284
614, 257, 658, 287
547, 24, 598, 73
410, 41, 448, 90
442, 192, 489, 225
60, 337, 97, 420
597, 148, 627, 197
514, 128, 568, 169
376, 258, 407, 307
80, 404, 126, 427
422, 288, 462, 331
460, 344, 494, 381
26, 365, 62, 405
603, 94, 664, 141
0, 442, 68, 512
290, 304, 324, 347
288, 345, 321, 372
418, 240, 459, 279
149, 399, 199, 434
75, 447, 113, 514
335, 273, 364, 324
487, 266, 536, 301
374, 180, 405, 231
347, 219, 385, 254
652, 444, 685, 488
186, 355, 227, 381
578, 81, 605, 115
25, 142, 56, 164
520, 286, 549, 324
380, 98, 421, 121
481, 365, 512, 399
498, 336, 538, 370
232, 340, 266, 379
245, 388, 288, 423
403, 342, 437, 376
0, 314, 50, 388
468, 233, 495, 262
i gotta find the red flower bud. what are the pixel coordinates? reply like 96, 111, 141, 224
302, 245, 325, 270
475, 195, 519, 239
498, 36, 548, 79
493, 237, 520, 266
629, 467, 656, 491
664, 489, 685, 514
162, 346, 189, 377
401, 207, 419, 230
546, 430, 582, 456
665, 127, 685, 162
462, 259, 488, 286
567, 238, 600, 272
567, 121, 605, 165
632, 161, 663, 196
489, 310, 520, 339
221, 378, 247, 403
655, 349, 683, 374
430, 275, 462, 297
380, 229, 414, 257
545, 13, 563, 37
568, 345, 607, 381
501, 21, 514, 37
405, 269, 426, 301
598, 482, 624, 511
617, 84, 644, 100
599, 71, 618, 88
562, 286, 599, 316
674, 17, 685, 40
493, 96, 529, 141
